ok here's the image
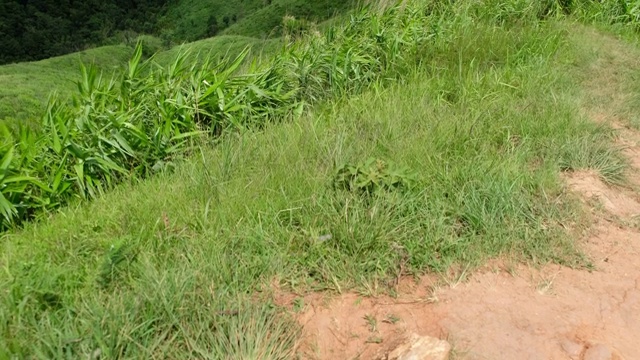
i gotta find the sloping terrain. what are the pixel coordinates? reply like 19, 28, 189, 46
3, 1, 640, 359
0, 45, 133, 127
0, 36, 273, 128
291, 26, 640, 360
0, 0, 353, 127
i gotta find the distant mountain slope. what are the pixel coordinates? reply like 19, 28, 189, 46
0, 0, 354, 65
159, 0, 265, 41
0, 45, 133, 127
222, 0, 356, 38
0, 0, 168, 64
161, 0, 356, 41
0, 0, 355, 126
0, 36, 277, 127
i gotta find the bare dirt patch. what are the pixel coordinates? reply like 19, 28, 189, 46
564, 170, 640, 218
290, 223, 640, 359
287, 28, 640, 360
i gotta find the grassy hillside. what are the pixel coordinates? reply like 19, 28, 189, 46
0, 45, 133, 128
159, 0, 265, 41
0, 36, 278, 129
222, 0, 357, 38
4, 1, 640, 357
0, 0, 356, 128
153, 35, 282, 66
160, 0, 357, 41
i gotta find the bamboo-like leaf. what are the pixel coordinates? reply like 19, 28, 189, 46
0, 191, 17, 222
67, 143, 88, 160
0, 146, 13, 172
74, 163, 84, 184
128, 41, 144, 79
170, 130, 205, 141
112, 131, 136, 156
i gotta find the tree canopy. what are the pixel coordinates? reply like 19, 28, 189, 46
0, 0, 169, 64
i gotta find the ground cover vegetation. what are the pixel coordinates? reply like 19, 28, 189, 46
0, 45, 135, 128
0, 1, 440, 231
0, 36, 278, 129
3, 0, 640, 358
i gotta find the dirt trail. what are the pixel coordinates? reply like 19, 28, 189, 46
287, 28, 640, 360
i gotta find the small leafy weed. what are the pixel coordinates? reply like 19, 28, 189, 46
333, 157, 416, 195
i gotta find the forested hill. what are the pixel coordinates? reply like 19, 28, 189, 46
0, 0, 355, 65
0, 0, 168, 64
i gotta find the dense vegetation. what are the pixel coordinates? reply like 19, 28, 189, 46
159, 0, 355, 41
0, 0, 354, 127
0, 0, 168, 64
0, 0, 355, 65
0, 45, 135, 127
2, 0, 640, 358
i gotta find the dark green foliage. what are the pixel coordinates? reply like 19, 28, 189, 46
160, 0, 356, 44
207, 15, 221, 37
0, 0, 359, 81
223, 0, 356, 38
159, 0, 266, 42
0, 0, 169, 64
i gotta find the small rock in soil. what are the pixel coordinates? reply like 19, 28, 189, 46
560, 338, 584, 359
584, 344, 613, 360
386, 333, 451, 360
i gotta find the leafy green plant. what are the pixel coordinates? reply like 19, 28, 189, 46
97, 241, 138, 289
334, 157, 416, 194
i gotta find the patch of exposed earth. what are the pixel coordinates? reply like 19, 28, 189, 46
289, 213, 640, 359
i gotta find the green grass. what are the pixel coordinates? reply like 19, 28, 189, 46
0, 36, 278, 130
0, 45, 133, 128
1, 3, 635, 354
